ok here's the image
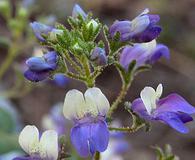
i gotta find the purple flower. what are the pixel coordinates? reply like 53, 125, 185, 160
72, 4, 87, 19
63, 88, 110, 157
90, 47, 107, 66
53, 73, 69, 87
30, 22, 53, 42
109, 9, 161, 43
30, 22, 62, 42
120, 40, 169, 70
131, 84, 195, 133
24, 51, 58, 82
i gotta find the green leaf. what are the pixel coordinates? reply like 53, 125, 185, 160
0, 131, 20, 154
0, 108, 15, 133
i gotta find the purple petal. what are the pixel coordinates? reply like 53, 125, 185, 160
24, 70, 49, 82
120, 45, 149, 69
177, 112, 193, 123
70, 119, 109, 157
91, 47, 107, 66
149, 44, 170, 64
72, 4, 87, 19
155, 112, 189, 134
43, 51, 58, 70
155, 93, 195, 114
71, 123, 91, 157
90, 120, 109, 153
132, 25, 162, 43
26, 57, 53, 71
148, 14, 160, 25
131, 98, 151, 120
109, 21, 131, 41
53, 74, 69, 87
30, 22, 53, 42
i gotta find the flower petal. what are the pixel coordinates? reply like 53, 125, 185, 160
24, 70, 49, 82
155, 112, 189, 133
63, 89, 86, 120
30, 22, 53, 42
71, 124, 90, 157
84, 87, 110, 116
72, 4, 87, 19
140, 86, 157, 114
26, 57, 52, 71
132, 25, 161, 43
39, 130, 58, 160
19, 125, 39, 155
13, 157, 32, 160
150, 44, 170, 64
156, 93, 195, 114
90, 120, 109, 153
43, 51, 58, 70
131, 98, 151, 120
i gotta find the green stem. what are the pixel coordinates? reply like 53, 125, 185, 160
94, 151, 100, 160
109, 124, 145, 133
64, 52, 83, 74
0, 47, 17, 80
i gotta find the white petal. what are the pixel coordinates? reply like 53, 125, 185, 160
18, 125, 39, 155
156, 83, 163, 99
140, 86, 157, 114
84, 87, 110, 116
39, 130, 58, 160
139, 8, 150, 16
130, 15, 150, 36
140, 40, 157, 56
63, 89, 86, 120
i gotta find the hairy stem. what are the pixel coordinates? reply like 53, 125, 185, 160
109, 124, 145, 133
94, 151, 100, 160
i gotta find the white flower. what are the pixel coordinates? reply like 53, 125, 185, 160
140, 83, 163, 114
19, 125, 58, 160
63, 87, 110, 120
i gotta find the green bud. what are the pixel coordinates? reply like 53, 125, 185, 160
0, 0, 10, 19
87, 19, 98, 31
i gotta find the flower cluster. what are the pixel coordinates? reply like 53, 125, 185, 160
15, 3, 195, 160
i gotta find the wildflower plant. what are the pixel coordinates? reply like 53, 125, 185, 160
16, 3, 195, 160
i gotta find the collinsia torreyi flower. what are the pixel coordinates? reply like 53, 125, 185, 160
131, 84, 195, 133
120, 40, 170, 70
90, 47, 107, 66
24, 51, 58, 82
63, 87, 110, 157
72, 4, 87, 19
13, 125, 58, 160
42, 103, 67, 135
109, 9, 161, 43
30, 22, 63, 42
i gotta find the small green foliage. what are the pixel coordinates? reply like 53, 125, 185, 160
153, 144, 179, 160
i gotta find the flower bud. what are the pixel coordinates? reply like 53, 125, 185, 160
91, 47, 107, 66
87, 19, 99, 31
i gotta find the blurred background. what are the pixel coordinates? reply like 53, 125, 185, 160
0, 0, 195, 159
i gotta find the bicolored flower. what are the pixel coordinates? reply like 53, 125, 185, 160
24, 51, 58, 82
42, 103, 67, 135
131, 84, 195, 133
90, 47, 107, 66
120, 40, 169, 70
13, 125, 58, 160
72, 4, 87, 19
63, 87, 110, 157
109, 9, 161, 43
30, 22, 62, 42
